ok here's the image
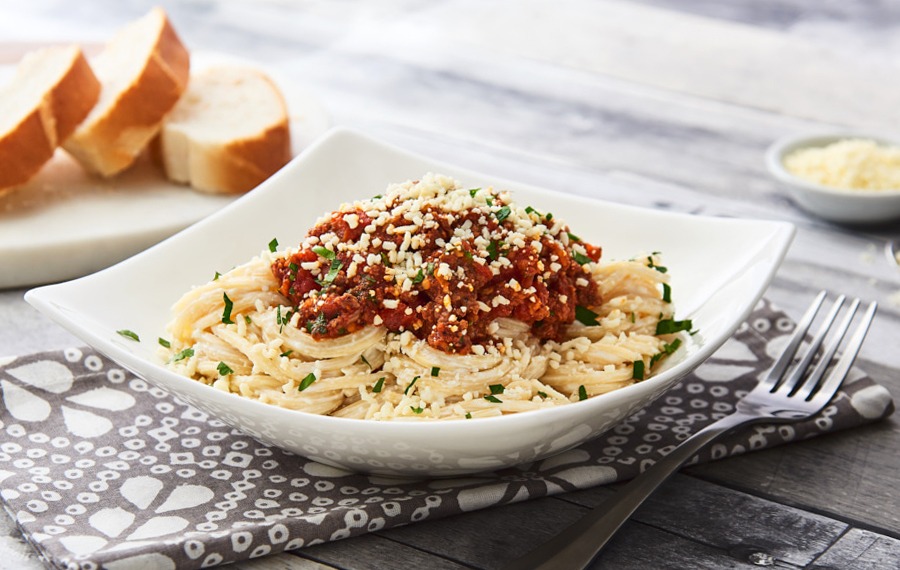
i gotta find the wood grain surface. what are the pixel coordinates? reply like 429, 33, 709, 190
1, 0, 898, 568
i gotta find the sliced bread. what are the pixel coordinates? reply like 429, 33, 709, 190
154, 65, 292, 194
0, 45, 100, 191
63, 7, 190, 177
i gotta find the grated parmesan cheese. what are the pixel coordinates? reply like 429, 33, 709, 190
784, 139, 900, 191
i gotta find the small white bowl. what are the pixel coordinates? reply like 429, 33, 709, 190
765, 133, 900, 224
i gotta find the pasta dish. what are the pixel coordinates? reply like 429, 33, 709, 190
164, 174, 691, 420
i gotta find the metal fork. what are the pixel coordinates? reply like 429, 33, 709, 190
504, 291, 877, 570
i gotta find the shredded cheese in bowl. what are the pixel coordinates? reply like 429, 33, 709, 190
783, 139, 900, 191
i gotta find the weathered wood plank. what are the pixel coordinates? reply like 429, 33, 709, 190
558, 474, 848, 567
295, 533, 471, 570
372, 474, 859, 568
813, 528, 900, 569
686, 410, 900, 537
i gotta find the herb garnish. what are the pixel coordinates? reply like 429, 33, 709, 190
280, 349, 293, 358
117, 329, 140, 342
632, 360, 645, 380
484, 395, 502, 403
173, 348, 194, 362
572, 251, 592, 265
360, 354, 372, 368
373, 377, 385, 393
268, 238, 279, 252
404, 376, 419, 395
430, 366, 440, 377
662, 283, 672, 303
486, 239, 503, 261
412, 268, 426, 285
495, 205, 512, 222
306, 313, 328, 334
298, 372, 316, 391
537, 391, 548, 399
650, 338, 682, 367
566, 232, 581, 242
656, 319, 693, 335
488, 384, 505, 395
158, 337, 171, 348
222, 293, 235, 324
217, 362, 234, 376
410, 406, 424, 414
575, 305, 600, 326
468, 188, 481, 197
578, 385, 588, 401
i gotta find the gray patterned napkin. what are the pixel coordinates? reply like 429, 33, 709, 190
0, 299, 893, 569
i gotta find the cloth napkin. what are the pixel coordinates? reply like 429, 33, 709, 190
0, 298, 893, 569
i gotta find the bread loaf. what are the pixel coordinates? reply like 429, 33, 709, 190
0, 45, 100, 191
154, 65, 292, 194
63, 7, 190, 177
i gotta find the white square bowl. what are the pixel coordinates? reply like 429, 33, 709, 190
26, 128, 794, 476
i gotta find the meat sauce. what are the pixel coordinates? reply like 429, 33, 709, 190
271, 191, 601, 354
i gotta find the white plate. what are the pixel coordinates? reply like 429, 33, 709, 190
26, 128, 795, 476
0, 51, 330, 289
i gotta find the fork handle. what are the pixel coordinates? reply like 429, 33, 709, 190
503, 412, 758, 570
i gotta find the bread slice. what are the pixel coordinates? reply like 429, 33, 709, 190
154, 65, 292, 194
0, 45, 100, 191
63, 7, 189, 177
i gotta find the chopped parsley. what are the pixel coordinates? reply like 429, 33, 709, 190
488, 384, 505, 395
373, 377, 385, 393
525, 206, 542, 217
222, 293, 235, 324
575, 305, 600, 326
172, 348, 194, 362
360, 354, 372, 368
545, 212, 553, 221
410, 406, 424, 414
116, 329, 139, 342
318, 257, 343, 287
213, 271, 222, 281
495, 205, 512, 223
468, 187, 481, 197
484, 394, 503, 404
486, 239, 503, 261
648, 255, 668, 274
217, 362, 234, 376
305, 313, 328, 334
404, 376, 419, 395
280, 349, 293, 358
430, 366, 440, 377
656, 318, 693, 335
158, 337, 171, 348
298, 372, 317, 391
632, 360, 645, 380
244, 315, 252, 325
537, 391, 548, 399
572, 251, 592, 265
650, 338, 683, 367
412, 268, 426, 285
662, 283, 672, 303
465, 412, 473, 419
312, 246, 335, 259
268, 238, 279, 252
578, 385, 588, 401
566, 232, 581, 242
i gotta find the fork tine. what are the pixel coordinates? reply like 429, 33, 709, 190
799, 300, 876, 404
791, 297, 858, 400
775, 294, 846, 395
760, 290, 827, 390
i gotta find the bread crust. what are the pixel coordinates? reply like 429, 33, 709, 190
64, 8, 190, 177
0, 46, 100, 191
191, 120, 292, 194
155, 67, 293, 194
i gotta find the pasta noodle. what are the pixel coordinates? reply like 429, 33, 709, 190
163, 174, 691, 420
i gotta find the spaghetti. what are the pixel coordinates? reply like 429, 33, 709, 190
164, 174, 690, 420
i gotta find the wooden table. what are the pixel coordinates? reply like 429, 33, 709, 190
1, 1, 898, 568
